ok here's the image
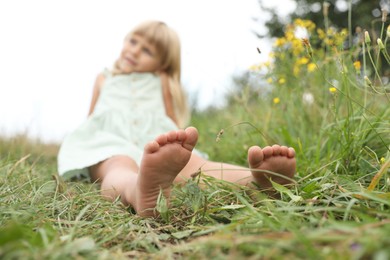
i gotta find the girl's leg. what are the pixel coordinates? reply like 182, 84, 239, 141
136, 127, 198, 216
176, 142, 296, 192
89, 156, 139, 207
89, 127, 199, 217
89, 126, 296, 217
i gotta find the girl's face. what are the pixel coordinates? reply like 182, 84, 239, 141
118, 34, 162, 73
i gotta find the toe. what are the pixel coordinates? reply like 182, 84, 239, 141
248, 146, 264, 168
287, 147, 296, 158
272, 145, 281, 155
183, 127, 199, 150
166, 130, 178, 142
176, 129, 186, 143
262, 146, 274, 158
280, 146, 289, 156
144, 140, 160, 153
155, 134, 168, 146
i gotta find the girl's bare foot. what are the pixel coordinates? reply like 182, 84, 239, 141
136, 127, 198, 217
248, 145, 296, 195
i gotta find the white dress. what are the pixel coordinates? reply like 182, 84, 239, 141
57, 71, 178, 179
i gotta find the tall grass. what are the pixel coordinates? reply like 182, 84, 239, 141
1, 7, 390, 260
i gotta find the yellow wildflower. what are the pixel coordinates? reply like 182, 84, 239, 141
262, 61, 271, 68
317, 28, 326, 40
307, 63, 316, 72
297, 57, 310, 65
353, 61, 361, 71
340, 28, 348, 37
329, 87, 337, 93
278, 78, 286, 84
324, 38, 334, 46
273, 97, 280, 104
292, 39, 305, 55
294, 19, 316, 32
266, 77, 273, 83
285, 30, 295, 41
274, 37, 287, 47
305, 20, 316, 32
380, 157, 386, 164
294, 18, 304, 27
334, 30, 348, 46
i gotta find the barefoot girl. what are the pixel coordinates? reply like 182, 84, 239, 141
57, 20, 296, 217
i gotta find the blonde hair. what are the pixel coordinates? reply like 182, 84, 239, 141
112, 20, 190, 128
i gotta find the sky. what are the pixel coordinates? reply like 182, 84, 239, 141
0, 0, 295, 143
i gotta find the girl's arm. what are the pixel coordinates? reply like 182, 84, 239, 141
160, 73, 179, 126
88, 73, 105, 116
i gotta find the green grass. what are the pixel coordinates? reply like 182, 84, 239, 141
0, 128, 389, 259
1, 14, 390, 260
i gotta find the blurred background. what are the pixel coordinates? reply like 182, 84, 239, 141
0, 0, 387, 143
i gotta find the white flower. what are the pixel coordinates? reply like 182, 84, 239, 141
302, 92, 314, 105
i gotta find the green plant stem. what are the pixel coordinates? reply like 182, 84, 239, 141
380, 35, 390, 63
348, 0, 352, 48
362, 40, 368, 110
324, 6, 329, 77
366, 43, 384, 86
373, 21, 386, 85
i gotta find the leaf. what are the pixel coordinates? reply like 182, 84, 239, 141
219, 204, 246, 210
171, 230, 193, 240
270, 180, 302, 202
209, 214, 231, 224
302, 181, 319, 194
367, 159, 390, 191
157, 233, 171, 241
156, 189, 170, 222
64, 237, 96, 254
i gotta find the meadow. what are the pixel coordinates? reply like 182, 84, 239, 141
1, 14, 390, 260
